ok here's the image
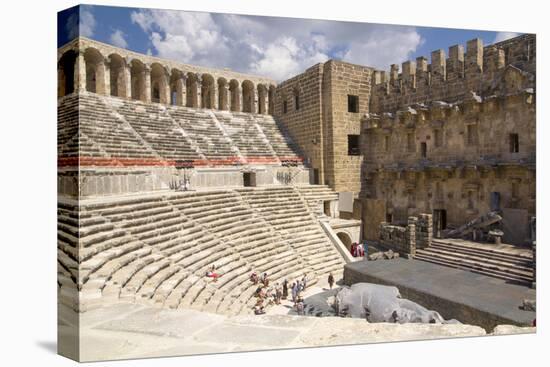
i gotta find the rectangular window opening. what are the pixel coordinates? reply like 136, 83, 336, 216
348, 135, 360, 156
348, 95, 359, 113
421, 142, 427, 158
509, 133, 519, 153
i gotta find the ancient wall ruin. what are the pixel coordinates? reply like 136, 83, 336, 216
361, 34, 536, 244
378, 215, 432, 255
379, 222, 415, 255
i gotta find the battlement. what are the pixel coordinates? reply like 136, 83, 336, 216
371, 34, 535, 113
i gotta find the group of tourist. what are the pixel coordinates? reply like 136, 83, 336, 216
251, 272, 281, 315
350, 242, 365, 257
250, 273, 310, 315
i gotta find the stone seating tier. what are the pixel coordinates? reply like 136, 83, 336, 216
58, 92, 302, 167
57, 185, 344, 314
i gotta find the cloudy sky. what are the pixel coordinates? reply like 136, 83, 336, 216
58, 5, 521, 81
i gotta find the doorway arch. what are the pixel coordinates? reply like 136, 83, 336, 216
337, 232, 353, 253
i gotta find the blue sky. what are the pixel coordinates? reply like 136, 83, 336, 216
58, 4, 522, 81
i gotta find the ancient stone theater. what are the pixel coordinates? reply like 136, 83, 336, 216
57, 33, 536, 358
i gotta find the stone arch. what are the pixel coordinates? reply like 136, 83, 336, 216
201, 73, 216, 109
84, 47, 106, 94
186, 72, 199, 108
337, 232, 353, 253
268, 85, 276, 115
58, 50, 77, 97
130, 59, 146, 101
229, 79, 241, 112
257, 84, 268, 115
150, 63, 169, 104
169, 69, 185, 106
242, 80, 255, 113
217, 77, 229, 110
108, 53, 127, 98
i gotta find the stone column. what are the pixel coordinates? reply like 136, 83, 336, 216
123, 59, 132, 99
75, 50, 86, 92
143, 64, 151, 103
211, 79, 219, 109
195, 73, 202, 108
235, 85, 243, 112
97, 59, 110, 96
407, 216, 417, 257
252, 85, 259, 114
176, 75, 185, 106
259, 85, 268, 114
161, 70, 170, 104
218, 82, 228, 110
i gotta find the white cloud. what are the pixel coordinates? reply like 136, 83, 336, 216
79, 6, 96, 38
109, 29, 128, 48
493, 32, 520, 43
130, 9, 422, 81
65, 12, 79, 40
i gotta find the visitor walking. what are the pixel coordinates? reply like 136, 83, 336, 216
328, 273, 334, 289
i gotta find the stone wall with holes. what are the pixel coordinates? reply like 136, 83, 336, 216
361, 34, 536, 240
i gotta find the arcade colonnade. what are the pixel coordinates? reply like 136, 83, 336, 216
58, 47, 277, 115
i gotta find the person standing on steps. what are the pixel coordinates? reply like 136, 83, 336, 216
291, 282, 298, 304
328, 273, 335, 289
282, 279, 288, 300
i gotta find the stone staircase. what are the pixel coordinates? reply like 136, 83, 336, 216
414, 239, 534, 286
214, 111, 276, 160
238, 186, 345, 278
77, 93, 158, 159
295, 185, 339, 216
113, 99, 201, 161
